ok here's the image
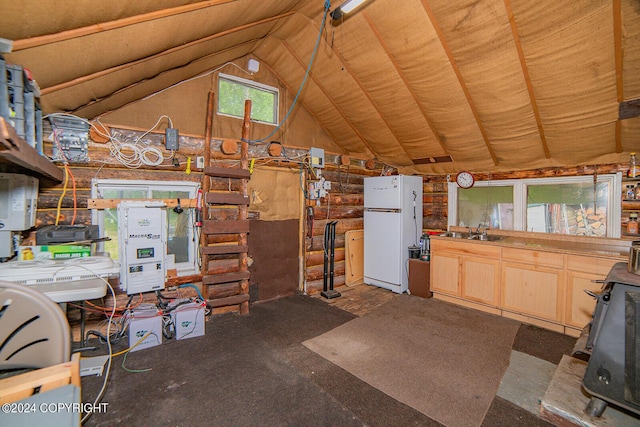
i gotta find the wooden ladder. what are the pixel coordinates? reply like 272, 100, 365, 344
200, 94, 251, 314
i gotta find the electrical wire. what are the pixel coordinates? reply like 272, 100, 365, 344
81, 276, 115, 424
54, 165, 69, 225
90, 116, 175, 169
243, 0, 332, 144
65, 164, 77, 225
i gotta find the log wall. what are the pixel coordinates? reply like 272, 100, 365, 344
35, 123, 631, 317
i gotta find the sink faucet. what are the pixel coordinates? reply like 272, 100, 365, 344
475, 224, 488, 235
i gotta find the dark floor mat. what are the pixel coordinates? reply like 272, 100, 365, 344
79, 293, 576, 426
482, 396, 555, 426
512, 324, 576, 365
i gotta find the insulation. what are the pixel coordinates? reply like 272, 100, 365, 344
1, 0, 638, 174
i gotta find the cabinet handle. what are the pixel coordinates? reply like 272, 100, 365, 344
584, 289, 598, 299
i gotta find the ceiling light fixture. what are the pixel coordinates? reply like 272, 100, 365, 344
330, 0, 371, 20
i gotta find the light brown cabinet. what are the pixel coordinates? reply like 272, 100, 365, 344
430, 239, 500, 307
461, 256, 500, 306
564, 255, 618, 333
430, 251, 460, 296
430, 236, 622, 336
501, 261, 564, 322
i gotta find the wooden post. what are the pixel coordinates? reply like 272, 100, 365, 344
239, 100, 251, 314
203, 91, 215, 194
200, 91, 215, 300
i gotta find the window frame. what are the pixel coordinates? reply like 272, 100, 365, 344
217, 73, 279, 126
91, 179, 201, 276
448, 173, 622, 238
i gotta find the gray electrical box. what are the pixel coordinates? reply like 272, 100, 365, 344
310, 147, 325, 168
49, 115, 89, 163
165, 128, 179, 150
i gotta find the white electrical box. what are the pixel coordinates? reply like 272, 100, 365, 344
171, 302, 206, 340
127, 307, 162, 352
0, 173, 39, 258
117, 201, 167, 294
309, 147, 325, 168
0, 173, 38, 231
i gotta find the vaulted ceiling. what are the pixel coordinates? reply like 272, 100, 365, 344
1, 0, 639, 174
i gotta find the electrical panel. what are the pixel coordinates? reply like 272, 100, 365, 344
117, 201, 167, 295
0, 173, 38, 231
309, 147, 325, 168
49, 115, 89, 163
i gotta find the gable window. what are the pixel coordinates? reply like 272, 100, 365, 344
91, 179, 200, 276
217, 73, 279, 125
448, 174, 622, 237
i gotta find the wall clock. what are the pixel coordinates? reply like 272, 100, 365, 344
455, 171, 475, 188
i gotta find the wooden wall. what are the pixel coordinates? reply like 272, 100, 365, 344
36, 124, 630, 308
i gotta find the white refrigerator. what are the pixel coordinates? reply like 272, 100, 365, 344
364, 175, 423, 294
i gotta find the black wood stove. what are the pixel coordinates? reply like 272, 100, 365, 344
583, 262, 640, 417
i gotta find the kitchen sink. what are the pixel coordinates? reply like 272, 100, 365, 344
439, 232, 504, 242
474, 234, 504, 241
439, 232, 470, 239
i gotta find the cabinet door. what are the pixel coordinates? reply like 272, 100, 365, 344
430, 252, 460, 296
461, 256, 500, 306
565, 255, 617, 329
565, 271, 604, 328
501, 262, 565, 322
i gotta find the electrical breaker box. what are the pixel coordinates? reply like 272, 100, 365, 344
117, 201, 167, 295
49, 115, 89, 163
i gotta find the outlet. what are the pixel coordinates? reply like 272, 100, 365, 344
196, 156, 205, 169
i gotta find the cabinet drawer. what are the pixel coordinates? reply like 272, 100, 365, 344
501, 247, 564, 269
430, 239, 501, 258
566, 255, 618, 276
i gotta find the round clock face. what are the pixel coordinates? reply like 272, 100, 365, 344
456, 171, 475, 188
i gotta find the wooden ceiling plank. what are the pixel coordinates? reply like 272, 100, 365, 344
12, 0, 238, 51
613, 0, 623, 153
503, 0, 550, 159
419, 0, 499, 166
361, 12, 450, 159
42, 12, 295, 95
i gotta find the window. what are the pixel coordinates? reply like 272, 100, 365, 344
448, 174, 622, 237
217, 73, 279, 125
91, 179, 200, 276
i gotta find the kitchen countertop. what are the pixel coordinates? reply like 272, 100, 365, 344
430, 230, 631, 260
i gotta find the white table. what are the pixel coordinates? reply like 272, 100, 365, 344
28, 278, 107, 303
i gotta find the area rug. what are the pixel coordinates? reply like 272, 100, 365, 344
303, 295, 520, 427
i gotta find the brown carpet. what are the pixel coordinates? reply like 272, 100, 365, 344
303, 295, 520, 427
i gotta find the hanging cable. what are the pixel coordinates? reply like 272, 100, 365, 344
242, 0, 332, 144
55, 166, 69, 225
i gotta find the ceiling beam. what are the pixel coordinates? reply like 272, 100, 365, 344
281, 40, 380, 158
72, 40, 258, 117
503, 0, 550, 159
613, 0, 623, 153
360, 12, 450, 160
419, 0, 499, 166
12, 0, 238, 51
42, 12, 295, 95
